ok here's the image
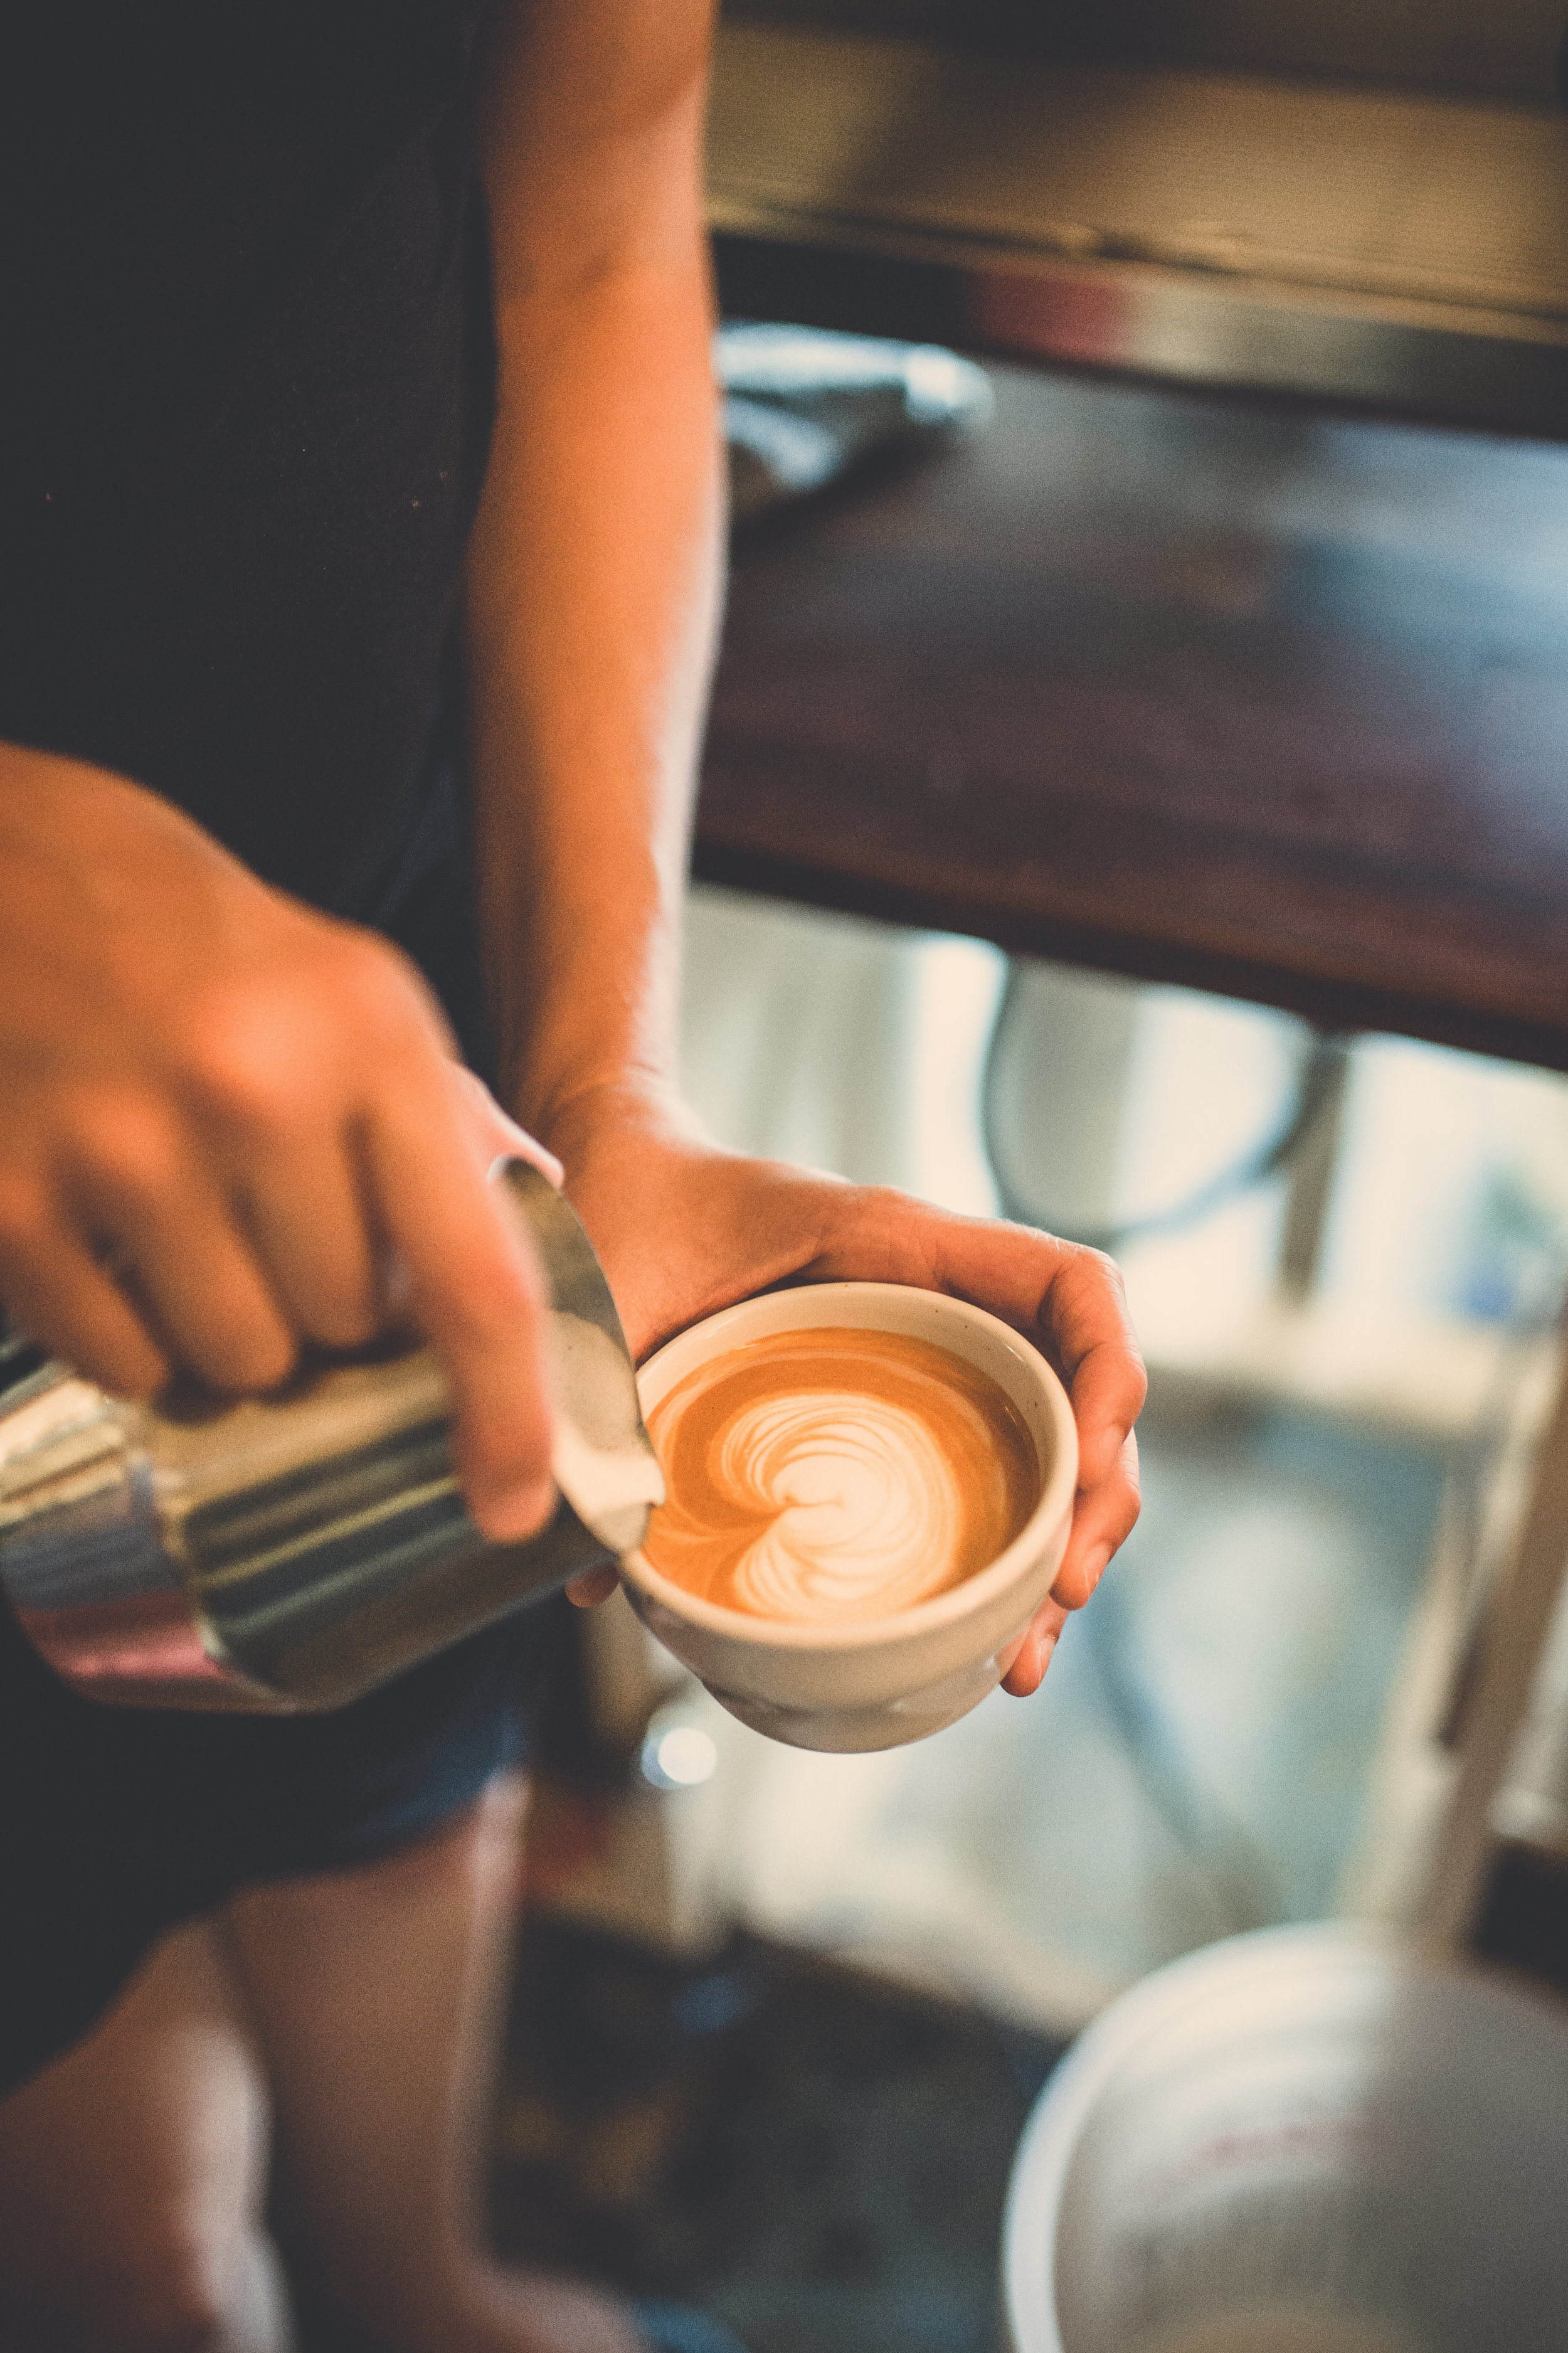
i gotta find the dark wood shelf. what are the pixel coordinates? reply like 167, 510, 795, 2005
697, 361, 1568, 1070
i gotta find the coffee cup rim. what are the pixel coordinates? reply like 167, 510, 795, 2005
622, 1281, 1079, 1652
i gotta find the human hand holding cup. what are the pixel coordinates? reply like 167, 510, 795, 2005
619, 1281, 1079, 1752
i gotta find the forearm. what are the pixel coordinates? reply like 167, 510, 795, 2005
461, 9, 723, 1145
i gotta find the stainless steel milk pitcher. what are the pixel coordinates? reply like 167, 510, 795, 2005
0, 1161, 664, 1713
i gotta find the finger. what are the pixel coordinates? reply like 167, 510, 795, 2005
64, 1155, 298, 1395
0, 1222, 170, 1397
1066, 1315, 1149, 1491
952, 1224, 1143, 1420
232, 1136, 384, 1351
1051, 1427, 1142, 1610
999, 1594, 1070, 1697
359, 1074, 556, 1541
565, 1564, 620, 1609
449, 1067, 564, 1189
927, 1219, 1146, 1491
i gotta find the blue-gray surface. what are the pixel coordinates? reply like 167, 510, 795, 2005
1069, 1395, 1448, 1942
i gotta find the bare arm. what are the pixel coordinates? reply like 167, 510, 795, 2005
464, 0, 1145, 1694
463, 0, 723, 1138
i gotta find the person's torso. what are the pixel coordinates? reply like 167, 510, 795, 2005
0, 0, 495, 903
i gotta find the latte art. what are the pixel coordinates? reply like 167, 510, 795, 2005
642, 1329, 1040, 1621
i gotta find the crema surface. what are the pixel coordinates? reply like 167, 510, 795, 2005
642, 1329, 1039, 1621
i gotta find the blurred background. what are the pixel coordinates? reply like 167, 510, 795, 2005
495, 896, 1568, 2353
534, 885, 1568, 1997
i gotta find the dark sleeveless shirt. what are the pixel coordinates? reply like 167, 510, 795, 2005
0, 1, 495, 907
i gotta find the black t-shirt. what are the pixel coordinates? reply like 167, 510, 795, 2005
0, 0, 495, 905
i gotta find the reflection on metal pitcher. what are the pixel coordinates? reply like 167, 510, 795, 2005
0, 1162, 662, 1714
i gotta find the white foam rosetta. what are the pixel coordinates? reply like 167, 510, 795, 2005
644, 1328, 1040, 1622
711, 1388, 967, 1620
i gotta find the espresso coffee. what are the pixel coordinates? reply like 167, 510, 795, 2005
641, 1326, 1041, 1621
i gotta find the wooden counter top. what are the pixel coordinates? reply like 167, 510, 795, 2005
696, 360, 1568, 1070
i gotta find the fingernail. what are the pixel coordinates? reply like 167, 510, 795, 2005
1036, 1632, 1057, 1680
477, 1477, 556, 1543
1083, 1543, 1113, 1596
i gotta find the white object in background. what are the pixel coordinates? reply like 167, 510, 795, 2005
1315, 1036, 1568, 1327
1002, 1923, 1568, 2353
985, 961, 1308, 1244
679, 885, 1004, 1214
640, 1703, 719, 1792
983, 959, 1308, 1355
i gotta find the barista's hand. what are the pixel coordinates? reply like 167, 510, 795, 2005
541, 1085, 1145, 1697
0, 745, 560, 1541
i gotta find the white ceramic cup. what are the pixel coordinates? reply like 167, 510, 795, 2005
620, 1282, 1079, 1753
